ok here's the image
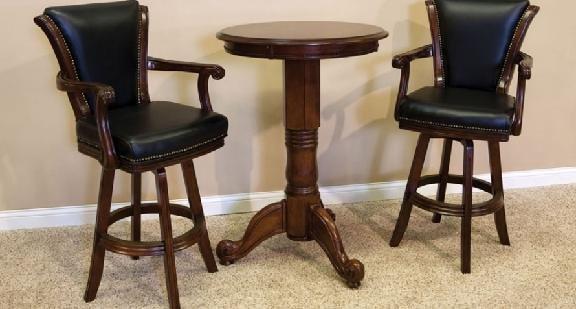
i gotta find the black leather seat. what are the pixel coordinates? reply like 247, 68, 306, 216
77, 101, 228, 163
397, 87, 515, 133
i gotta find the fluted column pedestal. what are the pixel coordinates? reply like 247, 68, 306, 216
216, 60, 364, 288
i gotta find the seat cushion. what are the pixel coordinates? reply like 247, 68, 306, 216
397, 87, 515, 133
77, 101, 228, 163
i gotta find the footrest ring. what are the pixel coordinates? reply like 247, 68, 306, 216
98, 203, 203, 257
413, 174, 504, 217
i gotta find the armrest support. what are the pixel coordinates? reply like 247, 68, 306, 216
147, 57, 225, 112
56, 72, 118, 168
392, 45, 433, 120
511, 52, 534, 136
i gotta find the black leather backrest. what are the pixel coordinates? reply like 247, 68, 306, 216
45, 1, 140, 110
435, 0, 528, 91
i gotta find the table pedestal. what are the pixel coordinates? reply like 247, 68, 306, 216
216, 59, 364, 287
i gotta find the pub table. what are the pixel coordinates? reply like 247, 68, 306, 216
216, 21, 388, 288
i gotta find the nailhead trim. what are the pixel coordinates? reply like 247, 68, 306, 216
136, 9, 143, 104
78, 134, 226, 163
498, 7, 530, 89
45, 15, 89, 107
431, 1, 446, 87
398, 117, 509, 133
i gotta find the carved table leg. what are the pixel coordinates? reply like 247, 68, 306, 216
216, 201, 286, 265
310, 205, 365, 288
325, 208, 336, 221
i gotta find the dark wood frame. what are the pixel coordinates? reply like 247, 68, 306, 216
389, 1, 539, 273
214, 22, 388, 288
35, 5, 224, 309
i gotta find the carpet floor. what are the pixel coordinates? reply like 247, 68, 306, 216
1, 184, 575, 308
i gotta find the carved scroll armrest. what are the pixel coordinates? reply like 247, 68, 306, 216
147, 57, 225, 112
517, 51, 533, 80
511, 52, 534, 136
392, 45, 433, 120
56, 72, 118, 168
392, 44, 433, 69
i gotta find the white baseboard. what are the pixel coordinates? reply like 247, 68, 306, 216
1, 167, 575, 231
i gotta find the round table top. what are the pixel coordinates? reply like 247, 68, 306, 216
217, 21, 389, 60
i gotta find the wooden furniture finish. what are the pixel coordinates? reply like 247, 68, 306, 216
215, 21, 388, 288
389, 0, 539, 273
34, 3, 226, 308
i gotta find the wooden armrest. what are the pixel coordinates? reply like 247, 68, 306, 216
392, 44, 433, 69
147, 57, 225, 79
56, 72, 115, 99
516, 51, 533, 80
57, 72, 118, 168
392, 45, 433, 120
147, 57, 226, 112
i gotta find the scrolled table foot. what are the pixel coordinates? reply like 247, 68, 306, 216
216, 201, 286, 266
344, 259, 364, 288
310, 205, 365, 288
216, 240, 239, 265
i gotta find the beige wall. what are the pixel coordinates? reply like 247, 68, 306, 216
0, 0, 572, 212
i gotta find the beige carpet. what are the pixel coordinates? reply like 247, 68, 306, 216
1, 184, 576, 308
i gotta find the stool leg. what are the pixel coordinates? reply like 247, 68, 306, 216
390, 134, 431, 247
488, 141, 511, 246
84, 168, 115, 302
131, 173, 142, 260
181, 161, 218, 273
461, 140, 474, 274
433, 139, 453, 223
154, 168, 180, 309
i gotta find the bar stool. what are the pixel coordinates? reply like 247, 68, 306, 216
34, 1, 228, 307
388, 0, 539, 273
